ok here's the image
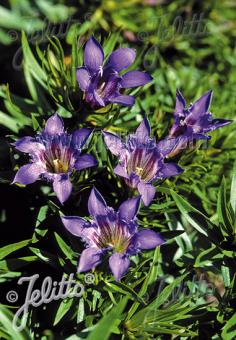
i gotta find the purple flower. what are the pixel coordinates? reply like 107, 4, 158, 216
103, 117, 183, 206
61, 187, 164, 280
12, 113, 98, 204
168, 90, 232, 155
76, 36, 152, 108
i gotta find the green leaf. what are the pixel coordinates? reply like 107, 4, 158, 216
54, 232, 76, 261
128, 273, 188, 328
165, 212, 192, 259
0, 5, 42, 31
77, 298, 85, 323
0, 256, 38, 272
103, 31, 120, 57
171, 190, 224, 245
221, 265, 231, 288
222, 313, 236, 340
0, 239, 31, 260
21, 31, 47, 100
217, 177, 233, 235
0, 111, 19, 132
86, 298, 127, 340
32, 205, 48, 243
105, 281, 145, 305
36, 0, 76, 23
29, 247, 65, 269
31, 113, 40, 131
0, 306, 32, 340
230, 160, 236, 214
53, 297, 74, 326
127, 247, 161, 319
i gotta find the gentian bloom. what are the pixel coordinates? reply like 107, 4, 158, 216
61, 187, 164, 280
103, 117, 183, 206
12, 113, 97, 204
76, 36, 152, 108
168, 90, 232, 155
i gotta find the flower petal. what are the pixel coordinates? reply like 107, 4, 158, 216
100, 72, 121, 99
72, 128, 93, 148
12, 136, 43, 154
186, 90, 213, 122
61, 216, 87, 236
110, 95, 135, 106
119, 196, 141, 221
106, 48, 136, 72
103, 131, 124, 156
53, 174, 72, 204
75, 154, 98, 171
137, 182, 156, 206
166, 136, 190, 157
44, 113, 64, 135
114, 164, 129, 179
109, 253, 130, 281
121, 71, 152, 88
13, 163, 42, 185
88, 187, 107, 218
76, 67, 91, 91
157, 138, 179, 157
84, 37, 104, 72
159, 163, 183, 178
135, 117, 151, 141
192, 133, 211, 141
205, 118, 233, 132
135, 229, 165, 249
94, 91, 105, 107
78, 247, 102, 272
175, 89, 186, 117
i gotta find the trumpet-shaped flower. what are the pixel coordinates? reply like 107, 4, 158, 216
104, 117, 183, 206
168, 90, 232, 155
61, 187, 164, 280
76, 36, 152, 108
12, 113, 97, 204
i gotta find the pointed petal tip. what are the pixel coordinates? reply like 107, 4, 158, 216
61, 215, 87, 236
103, 131, 124, 156
135, 116, 151, 140
77, 247, 102, 272
119, 195, 141, 221
76, 67, 91, 91
136, 229, 165, 250
203, 89, 213, 103
106, 47, 136, 72
137, 182, 156, 206
75, 154, 98, 171
120, 70, 152, 88
109, 253, 130, 281
175, 89, 186, 114
88, 186, 107, 217
84, 36, 104, 71
12, 163, 42, 185
53, 175, 72, 204
44, 113, 64, 135
110, 95, 135, 107
114, 164, 129, 179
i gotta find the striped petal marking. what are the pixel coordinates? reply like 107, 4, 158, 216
126, 147, 159, 182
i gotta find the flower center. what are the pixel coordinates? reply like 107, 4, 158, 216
108, 235, 131, 253
42, 148, 71, 174
135, 166, 144, 177
127, 148, 158, 183
94, 219, 132, 253
97, 82, 106, 95
52, 159, 69, 173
